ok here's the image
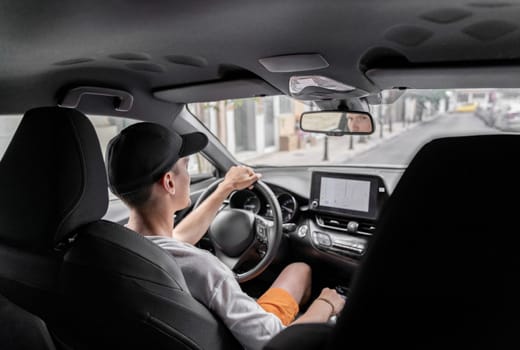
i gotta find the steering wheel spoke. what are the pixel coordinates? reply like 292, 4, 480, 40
217, 199, 231, 213
215, 238, 264, 272
215, 250, 240, 270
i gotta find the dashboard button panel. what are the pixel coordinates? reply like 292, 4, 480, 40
311, 231, 332, 247
312, 230, 366, 256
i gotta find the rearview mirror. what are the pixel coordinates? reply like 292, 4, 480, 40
300, 110, 374, 135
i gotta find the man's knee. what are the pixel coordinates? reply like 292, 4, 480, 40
286, 262, 311, 280
283, 262, 312, 289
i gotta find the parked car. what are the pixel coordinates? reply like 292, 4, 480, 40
0, 1, 518, 349
493, 102, 520, 132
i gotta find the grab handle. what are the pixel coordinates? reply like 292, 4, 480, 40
59, 86, 134, 112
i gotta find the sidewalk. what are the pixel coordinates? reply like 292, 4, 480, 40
241, 115, 439, 165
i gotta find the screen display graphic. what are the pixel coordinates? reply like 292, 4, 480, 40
319, 177, 370, 212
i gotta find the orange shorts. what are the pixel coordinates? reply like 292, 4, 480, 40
257, 287, 299, 326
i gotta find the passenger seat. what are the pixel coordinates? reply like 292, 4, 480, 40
0, 293, 56, 350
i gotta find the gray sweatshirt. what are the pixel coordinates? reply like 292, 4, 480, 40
147, 236, 285, 350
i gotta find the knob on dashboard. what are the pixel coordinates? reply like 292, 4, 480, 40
311, 200, 319, 208
347, 221, 359, 233
297, 225, 308, 238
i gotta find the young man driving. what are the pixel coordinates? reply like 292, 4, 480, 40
106, 122, 345, 350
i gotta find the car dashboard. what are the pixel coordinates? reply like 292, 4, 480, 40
243, 165, 404, 267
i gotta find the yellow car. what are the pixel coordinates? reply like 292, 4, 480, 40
455, 103, 478, 112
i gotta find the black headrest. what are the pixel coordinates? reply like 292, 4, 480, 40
332, 135, 520, 348
0, 107, 108, 252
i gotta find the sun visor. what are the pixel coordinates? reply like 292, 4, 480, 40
259, 54, 329, 73
366, 66, 520, 89
153, 79, 281, 103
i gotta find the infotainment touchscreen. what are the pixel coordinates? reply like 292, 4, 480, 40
310, 172, 386, 220
319, 177, 370, 212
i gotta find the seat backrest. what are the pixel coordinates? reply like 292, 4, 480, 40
0, 106, 108, 324
0, 106, 238, 349
329, 135, 520, 348
263, 323, 332, 350
0, 293, 57, 350
62, 220, 241, 350
38, 113, 240, 348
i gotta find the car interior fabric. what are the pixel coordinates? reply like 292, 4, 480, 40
0, 293, 57, 350
3, 1, 520, 115
263, 323, 333, 350
0, 105, 241, 349
62, 220, 242, 349
264, 135, 519, 349
55, 122, 241, 348
0, 106, 108, 331
0, 106, 108, 250
327, 135, 519, 348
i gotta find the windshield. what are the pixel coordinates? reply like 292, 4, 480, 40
189, 89, 520, 166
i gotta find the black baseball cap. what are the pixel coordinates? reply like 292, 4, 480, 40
106, 122, 208, 195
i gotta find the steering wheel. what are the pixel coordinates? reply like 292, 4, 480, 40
192, 179, 283, 283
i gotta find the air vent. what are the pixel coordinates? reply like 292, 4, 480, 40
358, 222, 376, 235
316, 214, 375, 235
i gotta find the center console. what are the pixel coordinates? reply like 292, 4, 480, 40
308, 171, 388, 257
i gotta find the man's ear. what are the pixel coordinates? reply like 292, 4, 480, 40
160, 172, 176, 195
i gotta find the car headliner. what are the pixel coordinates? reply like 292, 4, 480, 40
2, 0, 520, 120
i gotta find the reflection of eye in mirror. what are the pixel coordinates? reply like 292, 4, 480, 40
300, 110, 374, 135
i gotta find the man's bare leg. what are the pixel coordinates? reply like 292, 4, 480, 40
269, 262, 312, 306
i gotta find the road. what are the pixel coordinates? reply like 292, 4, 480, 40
344, 113, 495, 165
